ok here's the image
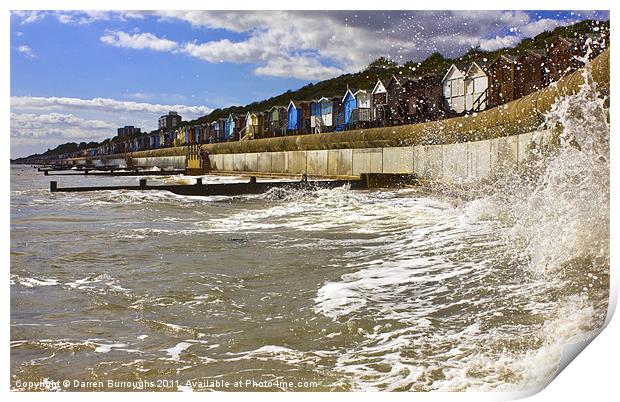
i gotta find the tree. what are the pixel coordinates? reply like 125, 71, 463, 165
368, 57, 398, 69
416, 52, 451, 74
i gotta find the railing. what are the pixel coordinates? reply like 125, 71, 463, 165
240, 125, 259, 141
472, 88, 488, 112
237, 126, 249, 141
334, 112, 346, 131
351, 108, 371, 123
311, 116, 324, 133
280, 120, 288, 136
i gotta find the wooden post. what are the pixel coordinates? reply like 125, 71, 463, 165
139, 179, 147, 188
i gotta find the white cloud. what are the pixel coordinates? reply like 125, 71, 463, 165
255, 55, 345, 81
11, 10, 46, 24
11, 96, 210, 116
125, 92, 187, 102
181, 38, 265, 63
10, 96, 211, 157
97, 11, 602, 80
13, 10, 609, 80
11, 112, 114, 130
11, 113, 115, 141
100, 31, 178, 52
479, 35, 524, 52
519, 18, 576, 37
16, 45, 35, 58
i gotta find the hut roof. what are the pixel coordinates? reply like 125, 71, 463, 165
520, 48, 547, 59
489, 54, 517, 69
442, 64, 465, 82
372, 79, 387, 94
268, 105, 286, 111
288, 100, 309, 109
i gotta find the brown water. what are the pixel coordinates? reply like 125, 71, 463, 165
10, 163, 608, 392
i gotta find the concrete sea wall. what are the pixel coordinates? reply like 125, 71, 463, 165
206, 129, 552, 181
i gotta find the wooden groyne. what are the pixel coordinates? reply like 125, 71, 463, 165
43, 169, 186, 177
48, 174, 418, 196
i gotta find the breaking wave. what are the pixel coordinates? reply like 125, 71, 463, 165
314, 56, 610, 391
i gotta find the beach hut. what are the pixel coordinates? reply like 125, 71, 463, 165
232, 114, 246, 141
210, 121, 219, 143
371, 80, 388, 126
165, 129, 175, 147
260, 110, 270, 137
515, 49, 547, 99
211, 122, 217, 143
173, 128, 181, 146
442, 64, 466, 113
309, 100, 322, 133
315, 97, 334, 131
353, 89, 371, 125
546, 36, 581, 83
225, 114, 236, 141
245, 111, 259, 139
464, 62, 489, 112
287, 101, 305, 133
409, 74, 446, 122
385, 75, 416, 126
337, 88, 357, 131
257, 111, 266, 139
216, 118, 227, 142
488, 55, 517, 107
203, 124, 212, 144
149, 133, 159, 149
267, 106, 286, 137
301, 102, 311, 134
262, 109, 273, 137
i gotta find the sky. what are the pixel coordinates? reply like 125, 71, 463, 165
10, 10, 609, 158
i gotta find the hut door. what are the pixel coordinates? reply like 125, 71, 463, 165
465, 79, 474, 111
344, 96, 356, 125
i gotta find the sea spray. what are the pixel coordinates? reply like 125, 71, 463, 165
313, 51, 610, 391
506, 41, 609, 276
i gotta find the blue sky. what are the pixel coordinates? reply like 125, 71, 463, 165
10, 10, 609, 158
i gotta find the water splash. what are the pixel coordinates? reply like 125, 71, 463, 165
314, 53, 610, 391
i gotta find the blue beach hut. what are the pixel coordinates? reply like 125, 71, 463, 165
342, 87, 357, 127
225, 114, 235, 141
287, 101, 303, 132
